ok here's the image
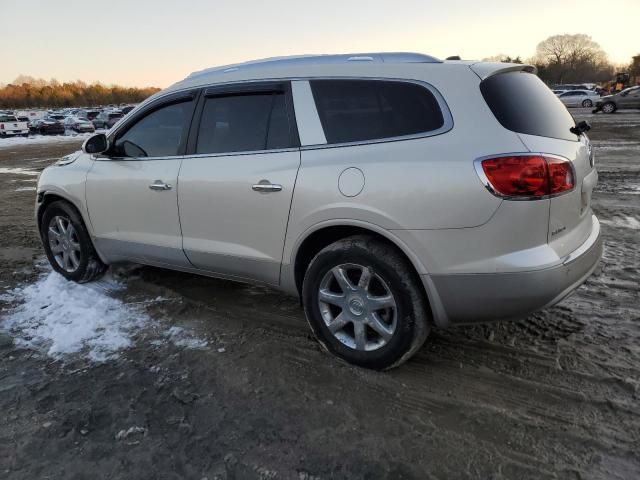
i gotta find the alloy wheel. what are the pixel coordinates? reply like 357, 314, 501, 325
48, 215, 81, 272
318, 263, 397, 351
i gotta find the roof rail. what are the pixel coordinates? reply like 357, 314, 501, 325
187, 52, 442, 80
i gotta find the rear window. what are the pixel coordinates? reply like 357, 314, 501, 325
310, 79, 445, 144
0, 115, 18, 122
480, 72, 577, 142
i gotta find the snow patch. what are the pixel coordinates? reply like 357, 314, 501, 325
165, 325, 208, 349
600, 215, 640, 230
0, 167, 39, 176
0, 271, 148, 361
0, 132, 94, 149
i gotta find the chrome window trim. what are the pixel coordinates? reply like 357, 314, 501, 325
110, 76, 454, 155
473, 152, 577, 201
180, 147, 300, 160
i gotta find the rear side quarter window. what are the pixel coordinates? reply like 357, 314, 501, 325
310, 79, 448, 145
480, 72, 578, 142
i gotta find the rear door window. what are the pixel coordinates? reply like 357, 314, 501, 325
195, 92, 294, 154
310, 79, 445, 144
480, 71, 577, 142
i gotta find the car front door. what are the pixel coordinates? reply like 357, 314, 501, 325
559, 92, 575, 106
85, 91, 197, 267
178, 82, 301, 285
626, 87, 640, 108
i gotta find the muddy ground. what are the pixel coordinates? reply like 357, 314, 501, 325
0, 110, 639, 480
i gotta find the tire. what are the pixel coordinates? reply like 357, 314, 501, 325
302, 235, 430, 370
602, 102, 616, 114
582, 99, 593, 108
40, 200, 107, 283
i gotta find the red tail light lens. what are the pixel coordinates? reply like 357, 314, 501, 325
478, 155, 574, 198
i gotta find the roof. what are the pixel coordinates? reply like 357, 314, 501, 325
185, 52, 442, 82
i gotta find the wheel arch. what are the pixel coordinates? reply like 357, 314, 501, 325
37, 191, 108, 264
289, 220, 446, 326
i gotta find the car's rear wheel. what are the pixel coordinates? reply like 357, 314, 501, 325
40, 200, 107, 283
582, 99, 593, 107
602, 102, 616, 113
302, 235, 430, 370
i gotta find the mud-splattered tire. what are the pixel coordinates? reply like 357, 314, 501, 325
302, 235, 430, 370
40, 200, 107, 283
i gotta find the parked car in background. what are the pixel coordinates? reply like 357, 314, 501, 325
557, 89, 600, 107
31, 118, 66, 135
593, 85, 640, 113
0, 114, 29, 137
36, 53, 602, 369
76, 109, 101, 121
64, 116, 96, 133
121, 105, 136, 115
92, 111, 124, 129
48, 114, 67, 122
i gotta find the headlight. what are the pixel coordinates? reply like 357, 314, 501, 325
55, 152, 81, 166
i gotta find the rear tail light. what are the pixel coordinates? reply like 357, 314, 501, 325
0, 124, 4, 130
476, 155, 575, 199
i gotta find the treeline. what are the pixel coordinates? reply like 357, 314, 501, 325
0, 76, 160, 109
486, 34, 638, 86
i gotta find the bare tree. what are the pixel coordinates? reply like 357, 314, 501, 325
534, 34, 612, 84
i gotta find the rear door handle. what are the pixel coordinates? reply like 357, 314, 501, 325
149, 180, 172, 191
252, 182, 282, 193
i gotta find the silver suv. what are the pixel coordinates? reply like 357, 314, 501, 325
36, 53, 602, 369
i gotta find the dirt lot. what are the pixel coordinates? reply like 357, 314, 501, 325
0, 111, 639, 480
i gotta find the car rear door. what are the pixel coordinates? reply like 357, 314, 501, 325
178, 82, 300, 285
85, 91, 198, 266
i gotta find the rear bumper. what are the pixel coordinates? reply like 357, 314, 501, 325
428, 215, 602, 325
0, 129, 29, 136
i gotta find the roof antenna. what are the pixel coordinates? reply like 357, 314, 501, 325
445, 55, 461, 60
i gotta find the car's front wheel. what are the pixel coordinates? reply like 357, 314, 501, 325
582, 99, 593, 107
302, 235, 430, 370
40, 200, 107, 283
602, 102, 616, 113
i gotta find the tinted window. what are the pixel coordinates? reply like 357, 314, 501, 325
310, 80, 444, 144
480, 72, 577, 142
196, 92, 292, 154
114, 100, 192, 158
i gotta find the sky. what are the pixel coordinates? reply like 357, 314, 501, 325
2, 0, 639, 88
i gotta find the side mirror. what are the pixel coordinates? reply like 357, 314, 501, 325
82, 133, 108, 154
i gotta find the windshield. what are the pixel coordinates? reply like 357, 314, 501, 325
480, 71, 577, 142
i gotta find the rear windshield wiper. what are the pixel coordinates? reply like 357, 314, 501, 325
570, 120, 591, 136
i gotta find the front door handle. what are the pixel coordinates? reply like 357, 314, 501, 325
149, 180, 172, 191
252, 181, 282, 193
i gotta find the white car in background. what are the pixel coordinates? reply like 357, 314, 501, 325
557, 89, 600, 108
64, 116, 96, 133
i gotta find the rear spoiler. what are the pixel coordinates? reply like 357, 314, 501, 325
468, 62, 537, 80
